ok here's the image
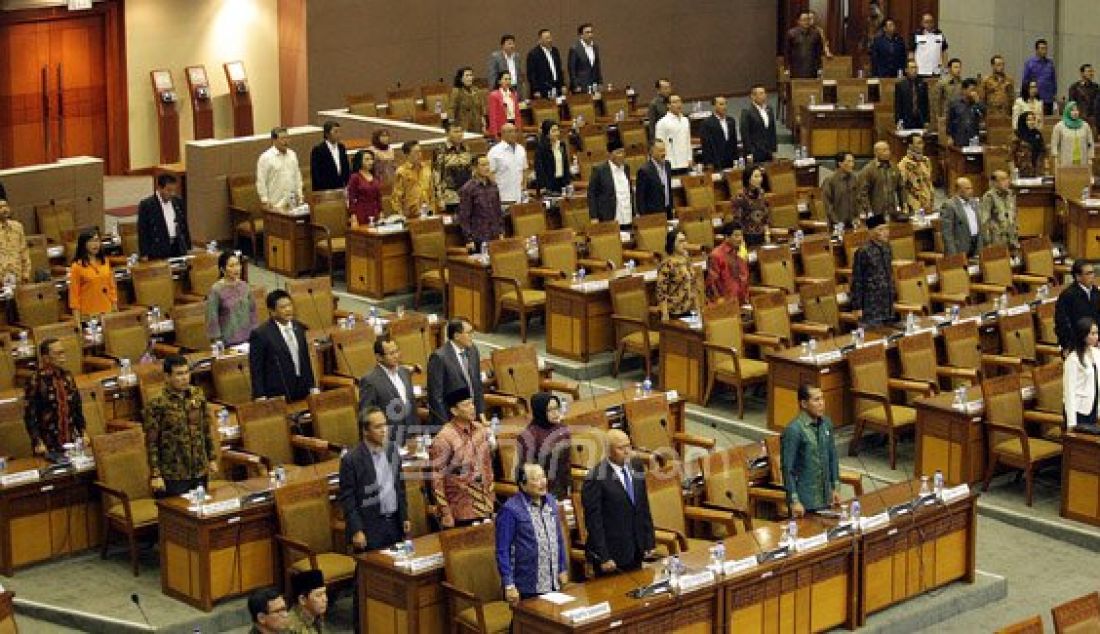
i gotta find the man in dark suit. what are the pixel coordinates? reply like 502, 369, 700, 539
137, 174, 190, 259
309, 121, 350, 192
426, 318, 485, 431
894, 59, 931, 129
586, 140, 632, 224
567, 23, 602, 93
582, 429, 655, 574
359, 337, 419, 443
339, 406, 409, 551
526, 28, 564, 99
248, 289, 315, 402
634, 140, 673, 217
739, 85, 778, 163
1056, 260, 1100, 351
699, 96, 740, 170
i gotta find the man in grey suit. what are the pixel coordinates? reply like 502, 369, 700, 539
358, 338, 419, 444
488, 34, 524, 96
426, 318, 486, 431
940, 177, 984, 257
587, 140, 633, 224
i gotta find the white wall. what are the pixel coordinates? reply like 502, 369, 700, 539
938, 0, 1056, 86
124, 0, 281, 171
1057, 0, 1100, 88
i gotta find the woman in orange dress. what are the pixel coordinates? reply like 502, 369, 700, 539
68, 228, 117, 323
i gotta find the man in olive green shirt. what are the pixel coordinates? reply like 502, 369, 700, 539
857, 141, 907, 220
287, 569, 326, 633
780, 385, 841, 517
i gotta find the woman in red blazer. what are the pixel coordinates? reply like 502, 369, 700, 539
487, 71, 521, 139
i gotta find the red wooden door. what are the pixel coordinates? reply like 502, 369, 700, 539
50, 15, 107, 163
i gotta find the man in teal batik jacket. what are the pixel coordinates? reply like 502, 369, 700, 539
781, 384, 841, 516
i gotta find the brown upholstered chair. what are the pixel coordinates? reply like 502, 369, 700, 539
488, 238, 552, 342
329, 324, 377, 383
102, 309, 152, 364
608, 274, 658, 378
211, 353, 253, 407
307, 386, 360, 451
489, 344, 579, 413
274, 477, 356, 595
408, 216, 463, 310
1052, 591, 1100, 634
237, 397, 337, 469
509, 202, 547, 239
750, 290, 830, 346
701, 301, 774, 417
625, 392, 714, 468
92, 428, 158, 576
33, 321, 115, 376
287, 276, 345, 331
130, 261, 179, 313
799, 281, 858, 335
0, 395, 32, 459
439, 522, 512, 633
227, 174, 264, 257
981, 373, 1062, 506
646, 464, 739, 553
1027, 362, 1066, 441
310, 190, 349, 278
997, 311, 1061, 367
847, 343, 930, 469
14, 281, 64, 328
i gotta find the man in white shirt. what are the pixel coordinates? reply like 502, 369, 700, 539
526, 28, 564, 99
358, 337, 419, 440
654, 95, 692, 173
586, 139, 633, 225
940, 177, 983, 257
911, 13, 948, 78
256, 127, 303, 211
308, 121, 349, 192
487, 124, 528, 205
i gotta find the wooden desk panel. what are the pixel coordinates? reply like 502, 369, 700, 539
264, 211, 314, 278
357, 534, 446, 634
943, 147, 987, 198
545, 282, 614, 362
1066, 199, 1100, 260
347, 229, 413, 299
447, 256, 493, 333
1062, 433, 1100, 527
800, 107, 875, 158
1013, 182, 1055, 238
915, 388, 985, 486
0, 591, 14, 634
659, 320, 705, 404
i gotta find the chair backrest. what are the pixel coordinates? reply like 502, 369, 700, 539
842, 229, 869, 268
835, 78, 868, 106
530, 99, 560, 128
888, 223, 917, 262
995, 615, 1044, 634
766, 191, 800, 230
310, 191, 349, 241
1021, 237, 1056, 280
420, 83, 451, 114
408, 216, 447, 263
567, 93, 597, 125
388, 314, 432, 372
897, 330, 938, 386
308, 386, 359, 449
822, 55, 853, 79
32, 321, 84, 376
489, 238, 532, 292
136, 362, 166, 407
386, 88, 417, 121
403, 471, 432, 537
0, 395, 32, 459
1035, 301, 1057, 345
725, 167, 746, 199
609, 274, 648, 323
131, 261, 176, 311
187, 252, 220, 297
577, 122, 608, 151
1032, 361, 1063, 414
439, 522, 502, 604
118, 222, 139, 257
703, 301, 746, 366
239, 397, 294, 466
645, 466, 687, 539
982, 373, 1025, 438
1052, 591, 1100, 634
618, 120, 647, 151
228, 174, 261, 214
623, 148, 648, 176
77, 381, 108, 439
585, 221, 625, 267
894, 261, 931, 313
559, 196, 591, 232
212, 353, 253, 405
538, 228, 578, 276
790, 80, 823, 126
847, 342, 889, 416
568, 410, 608, 471
287, 277, 335, 331
26, 233, 49, 277
1055, 166, 1092, 202
758, 246, 796, 293
799, 281, 840, 330
330, 324, 377, 378
172, 301, 211, 352
15, 281, 61, 328
749, 290, 793, 342
700, 446, 751, 515
999, 312, 1037, 360
490, 345, 541, 404
632, 213, 667, 256
936, 253, 972, 296
91, 427, 152, 502
799, 234, 836, 281
274, 477, 334, 555
35, 200, 76, 245
676, 207, 715, 249
979, 244, 1014, 287
767, 161, 797, 196
942, 320, 982, 369
601, 90, 630, 121
623, 392, 673, 456
102, 309, 150, 364
510, 202, 547, 239
679, 174, 716, 212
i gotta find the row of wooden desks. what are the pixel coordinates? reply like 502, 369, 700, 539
357, 481, 977, 633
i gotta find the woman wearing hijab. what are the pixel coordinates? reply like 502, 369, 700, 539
516, 392, 572, 500
1051, 101, 1095, 167
1012, 111, 1047, 177
533, 120, 572, 195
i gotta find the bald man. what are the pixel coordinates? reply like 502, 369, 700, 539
581, 429, 655, 575
941, 177, 984, 256
979, 169, 1019, 249
487, 123, 528, 205
857, 141, 907, 220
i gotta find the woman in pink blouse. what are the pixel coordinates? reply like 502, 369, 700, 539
346, 149, 383, 226
487, 71, 521, 139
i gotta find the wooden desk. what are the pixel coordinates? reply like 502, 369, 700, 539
564, 387, 687, 436
545, 277, 615, 363
1013, 179, 1056, 238
943, 146, 987, 197
0, 591, 14, 634
856, 481, 978, 624
914, 386, 986, 486
0, 458, 102, 576
766, 333, 869, 432
800, 106, 876, 158
1066, 198, 1100, 260
157, 459, 339, 611
357, 533, 447, 634
447, 255, 494, 333
659, 318, 705, 404
264, 210, 314, 277
347, 227, 413, 299
1062, 432, 1100, 528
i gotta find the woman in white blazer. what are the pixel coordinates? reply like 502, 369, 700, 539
1064, 317, 1100, 430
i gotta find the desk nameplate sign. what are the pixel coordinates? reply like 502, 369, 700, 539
723, 555, 759, 576
562, 601, 611, 624
859, 512, 890, 532
0, 470, 41, 487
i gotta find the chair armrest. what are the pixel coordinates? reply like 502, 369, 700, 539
83, 356, 118, 372
893, 302, 928, 316
929, 292, 970, 306
529, 267, 566, 280
888, 377, 937, 397
936, 365, 981, 382
790, 321, 832, 338
540, 378, 581, 400
275, 533, 318, 568
981, 353, 1024, 369
652, 528, 687, 553
971, 282, 1011, 295
744, 332, 787, 349
222, 448, 266, 468
839, 468, 864, 496
290, 434, 339, 455
794, 276, 832, 287
440, 580, 480, 603
485, 393, 523, 415
490, 275, 526, 307
106, 419, 141, 432
1023, 410, 1064, 428
1036, 343, 1061, 358
683, 504, 741, 535
446, 246, 470, 257
747, 285, 783, 295
94, 481, 130, 506
622, 249, 659, 263
672, 431, 717, 450
493, 481, 519, 499
413, 254, 446, 270
850, 388, 890, 405
1012, 273, 1050, 286
577, 257, 612, 271
320, 375, 356, 391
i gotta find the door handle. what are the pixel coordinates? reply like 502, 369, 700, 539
41, 66, 49, 157
56, 64, 64, 158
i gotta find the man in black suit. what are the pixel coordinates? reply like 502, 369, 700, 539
634, 140, 673, 217
586, 140, 633, 225
526, 28, 564, 99
567, 23, 602, 93
358, 338, 419, 443
1056, 260, 1100, 351
248, 289, 315, 402
699, 96, 740, 170
339, 406, 409, 551
426, 318, 485, 431
582, 429, 655, 575
739, 84, 778, 163
309, 121, 350, 192
894, 59, 931, 129
137, 174, 190, 259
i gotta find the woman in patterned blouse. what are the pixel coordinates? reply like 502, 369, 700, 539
734, 166, 771, 247
656, 228, 702, 318
1012, 111, 1047, 177
205, 251, 257, 346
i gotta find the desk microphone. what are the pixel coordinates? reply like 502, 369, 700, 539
130, 593, 152, 627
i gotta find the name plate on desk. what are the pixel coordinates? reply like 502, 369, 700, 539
665, 389, 680, 402
199, 497, 242, 516
642, 269, 658, 282
723, 555, 759, 575
961, 146, 984, 154
859, 512, 890, 532
70, 455, 95, 471
813, 350, 843, 364
676, 570, 715, 592
999, 304, 1030, 317
967, 264, 980, 276
0, 469, 41, 486
562, 602, 611, 624
941, 483, 970, 504
398, 552, 444, 572
573, 280, 608, 292
795, 532, 828, 552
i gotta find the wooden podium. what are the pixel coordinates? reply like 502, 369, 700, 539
224, 60, 254, 137
185, 65, 215, 140
943, 145, 987, 197
265, 210, 314, 277
150, 70, 180, 164
658, 318, 705, 403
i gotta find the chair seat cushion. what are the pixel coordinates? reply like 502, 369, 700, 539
237, 219, 264, 234
499, 289, 546, 306
860, 405, 916, 428
315, 237, 346, 255
107, 498, 159, 526
291, 552, 357, 582
456, 600, 512, 633
421, 269, 447, 283
993, 437, 1062, 462
713, 356, 769, 380
623, 331, 660, 350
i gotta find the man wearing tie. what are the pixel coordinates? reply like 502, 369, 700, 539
567, 23, 602, 93
426, 318, 486, 431
634, 140, 673, 217
248, 289, 315, 402
699, 96, 740, 171
358, 338, 419, 443
582, 429, 655, 575
137, 174, 191, 259
740, 85, 778, 163
1055, 260, 1100, 352
308, 121, 350, 192
940, 177, 984, 257
526, 28, 564, 99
